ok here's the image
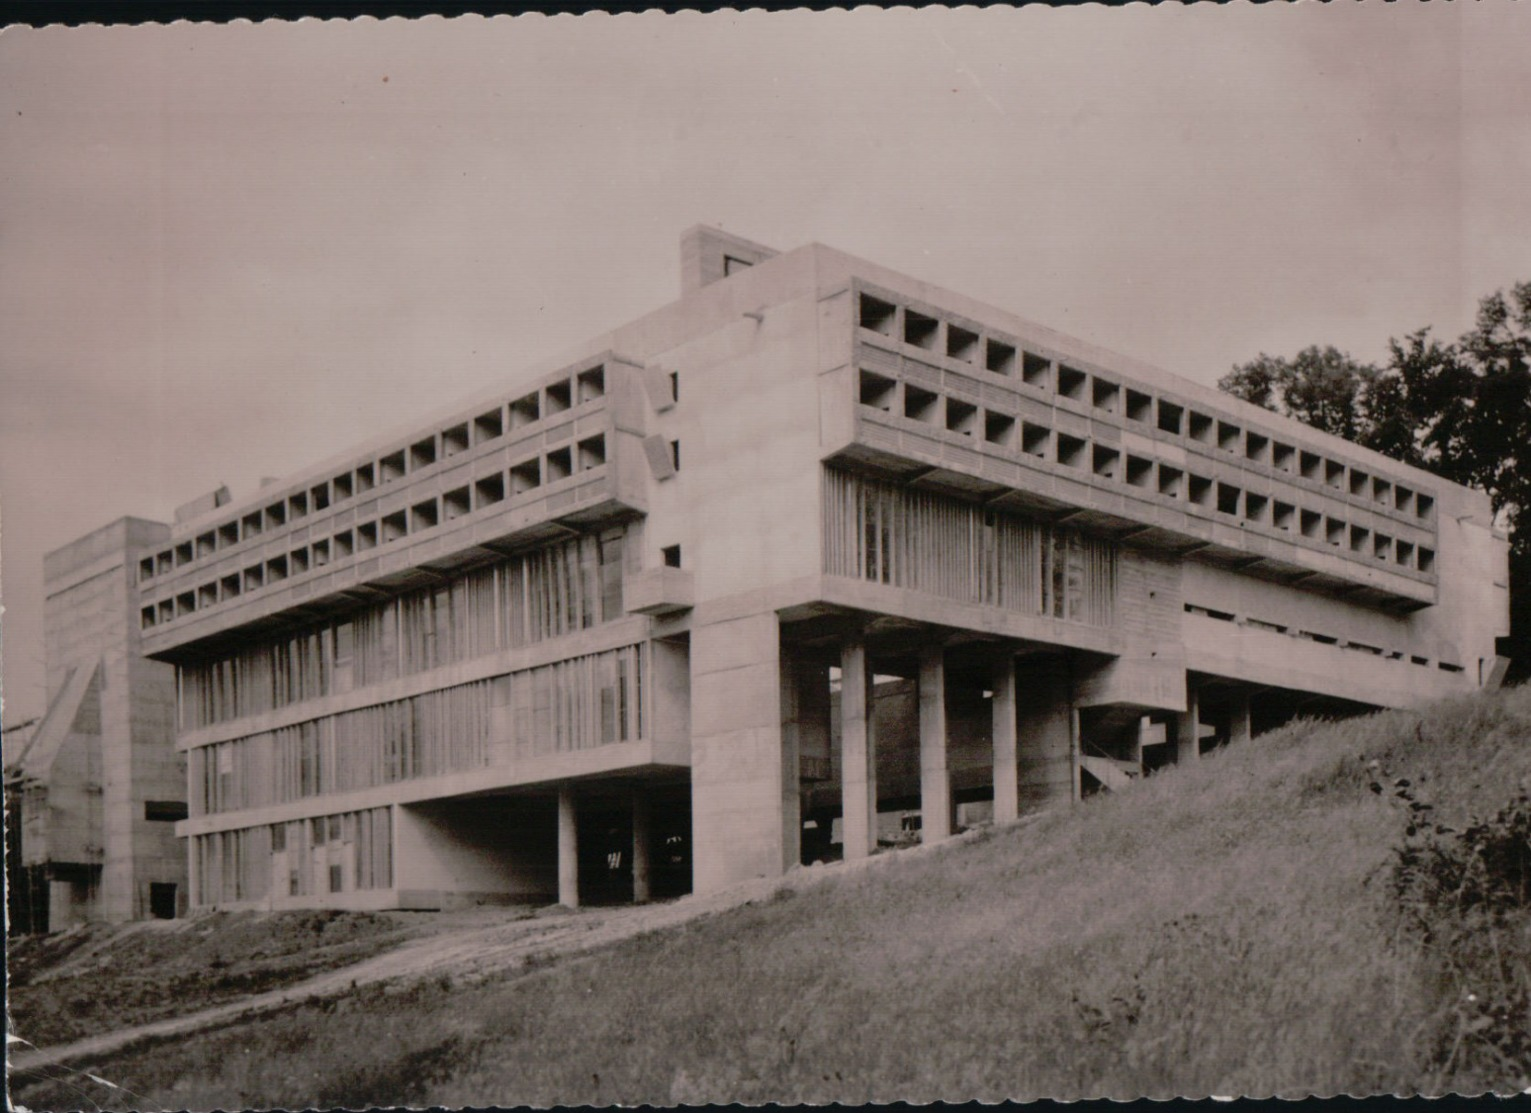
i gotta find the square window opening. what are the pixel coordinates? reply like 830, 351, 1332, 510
1374, 533, 1393, 560
985, 339, 1016, 376
475, 473, 506, 507
904, 384, 940, 424
198, 582, 218, 607
409, 438, 437, 471
264, 503, 286, 529
945, 398, 978, 437
381, 511, 407, 544
1217, 421, 1242, 453
442, 423, 470, 457
946, 325, 979, 363
1300, 509, 1322, 539
312, 538, 331, 566
1056, 433, 1087, 469
1300, 452, 1322, 481
1092, 444, 1120, 480
859, 293, 897, 336
1326, 518, 1346, 547
510, 459, 541, 494
334, 530, 355, 558
1057, 365, 1088, 401
662, 544, 683, 568
1092, 378, 1120, 413
1188, 475, 1213, 507
1418, 547, 1436, 573
1188, 411, 1214, 444
1022, 423, 1051, 459
1372, 477, 1392, 505
1125, 456, 1153, 488
217, 521, 240, 548
1157, 401, 1184, 436
334, 471, 356, 500
1022, 352, 1052, 388
196, 532, 216, 559
1244, 492, 1269, 523
859, 370, 897, 412
266, 555, 288, 581
578, 435, 606, 470
443, 486, 471, 520
904, 309, 939, 350
379, 451, 406, 484
289, 548, 309, 575
546, 379, 573, 414
1416, 494, 1435, 520
310, 484, 331, 512
1244, 432, 1270, 464
356, 521, 379, 550
1272, 443, 1296, 473
220, 574, 242, 598
1325, 460, 1346, 490
547, 447, 574, 482
510, 392, 541, 429
1158, 465, 1184, 499
1125, 390, 1152, 423
288, 492, 308, 519
474, 407, 505, 443
1216, 482, 1241, 515
1396, 540, 1415, 566
1349, 525, 1370, 553
1273, 501, 1295, 531
409, 500, 439, 532
243, 565, 265, 591
577, 365, 606, 403
176, 591, 196, 616
175, 541, 194, 567
242, 512, 263, 538
984, 411, 1016, 448
1349, 469, 1370, 496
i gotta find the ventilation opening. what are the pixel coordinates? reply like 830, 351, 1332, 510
474, 473, 505, 507
984, 411, 1015, 448
1092, 445, 1120, 480
945, 398, 977, 437
859, 370, 897, 411
662, 544, 682, 568
547, 447, 573, 483
474, 408, 504, 443
510, 459, 541, 494
1022, 423, 1050, 459
1217, 421, 1241, 453
904, 385, 939, 424
1157, 401, 1184, 435
511, 392, 541, 429
579, 435, 606, 470
442, 423, 470, 457
1188, 475, 1213, 507
1022, 352, 1051, 388
1057, 365, 1087, 401
904, 309, 939, 349
1056, 434, 1087, 469
1216, 483, 1241, 516
985, 339, 1016, 376
577, 365, 606, 403
1091, 379, 1120, 413
379, 451, 406, 484
1157, 465, 1184, 499
946, 325, 979, 363
1125, 456, 1153, 489
859, 293, 897, 336
1188, 412, 1214, 444
443, 487, 471, 520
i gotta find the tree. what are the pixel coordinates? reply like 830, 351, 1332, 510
1220, 282, 1531, 679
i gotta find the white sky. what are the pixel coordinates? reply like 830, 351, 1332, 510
2, 4, 1528, 728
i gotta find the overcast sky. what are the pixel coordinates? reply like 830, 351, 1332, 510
2, 4, 1528, 728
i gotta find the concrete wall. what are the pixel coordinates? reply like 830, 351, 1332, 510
393, 796, 557, 907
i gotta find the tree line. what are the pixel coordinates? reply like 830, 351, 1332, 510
1219, 281, 1530, 680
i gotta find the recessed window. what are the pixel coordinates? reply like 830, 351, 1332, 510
263, 503, 286, 530
904, 309, 939, 350
1326, 517, 1346, 547
1349, 469, 1370, 496
355, 463, 375, 493
859, 293, 897, 336
1057, 365, 1088, 401
1022, 352, 1051, 388
1300, 452, 1322, 481
332, 472, 354, 501
1300, 509, 1322, 539
1396, 540, 1415, 567
442, 423, 470, 457
198, 581, 218, 607
662, 544, 683, 568
1244, 492, 1269, 523
175, 541, 194, 567
579, 435, 607, 470
380, 451, 406, 484
1374, 533, 1392, 560
1157, 465, 1184, 499
1125, 456, 1153, 488
1349, 525, 1370, 553
984, 411, 1015, 448
474, 408, 504, 443
410, 438, 437, 471
220, 573, 242, 598
1188, 412, 1214, 444
1056, 434, 1087, 469
1325, 460, 1346, 490
904, 385, 939, 424
145, 801, 189, 823
266, 555, 288, 582
860, 369, 897, 411
139, 557, 156, 582
1416, 494, 1434, 521
1217, 421, 1241, 453
1021, 423, 1050, 459
546, 379, 572, 414
218, 521, 240, 548
1272, 443, 1296, 473
1273, 501, 1295, 531
1395, 486, 1416, 514
288, 491, 308, 519
946, 324, 979, 364
985, 339, 1016, 376
1417, 547, 1436, 573
1091, 378, 1120, 413
443, 487, 471, 520
312, 538, 331, 566
1216, 482, 1241, 516
547, 446, 574, 482
243, 565, 265, 591
196, 532, 216, 559
310, 483, 331, 512
1125, 390, 1152, 423
1157, 401, 1184, 436
475, 473, 505, 507
1092, 445, 1120, 480
356, 521, 379, 550
945, 398, 978, 437
510, 392, 541, 429
578, 365, 606, 403
242, 512, 263, 538
1188, 475, 1213, 507
333, 530, 354, 558
289, 548, 309, 575
381, 510, 408, 543
141, 605, 157, 629
1244, 432, 1269, 464
510, 459, 541, 494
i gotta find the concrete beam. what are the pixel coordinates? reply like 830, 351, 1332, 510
840, 639, 877, 860
918, 644, 952, 844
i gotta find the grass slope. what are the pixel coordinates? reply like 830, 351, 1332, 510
14, 685, 1531, 1109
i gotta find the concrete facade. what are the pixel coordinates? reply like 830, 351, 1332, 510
74, 225, 1509, 912
6, 517, 185, 929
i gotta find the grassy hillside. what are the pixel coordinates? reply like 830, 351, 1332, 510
14, 685, 1531, 1109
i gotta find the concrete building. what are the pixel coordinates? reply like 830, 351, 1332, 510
6, 518, 185, 930
110, 226, 1510, 912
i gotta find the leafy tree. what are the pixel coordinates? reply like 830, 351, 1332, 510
1220, 282, 1531, 677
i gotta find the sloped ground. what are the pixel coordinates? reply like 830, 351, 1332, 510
11, 685, 1531, 1110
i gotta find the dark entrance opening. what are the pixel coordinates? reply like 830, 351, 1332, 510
149, 882, 177, 920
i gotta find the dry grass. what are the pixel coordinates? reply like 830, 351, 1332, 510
12, 685, 1531, 1110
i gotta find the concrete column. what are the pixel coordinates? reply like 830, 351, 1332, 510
840, 639, 878, 860
1175, 685, 1200, 764
1229, 690, 1253, 747
918, 645, 952, 844
992, 654, 1019, 824
632, 789, 651, 904
1017, 656, 1076, 811
557, 786, 578, 909
689, 612, 794, 894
